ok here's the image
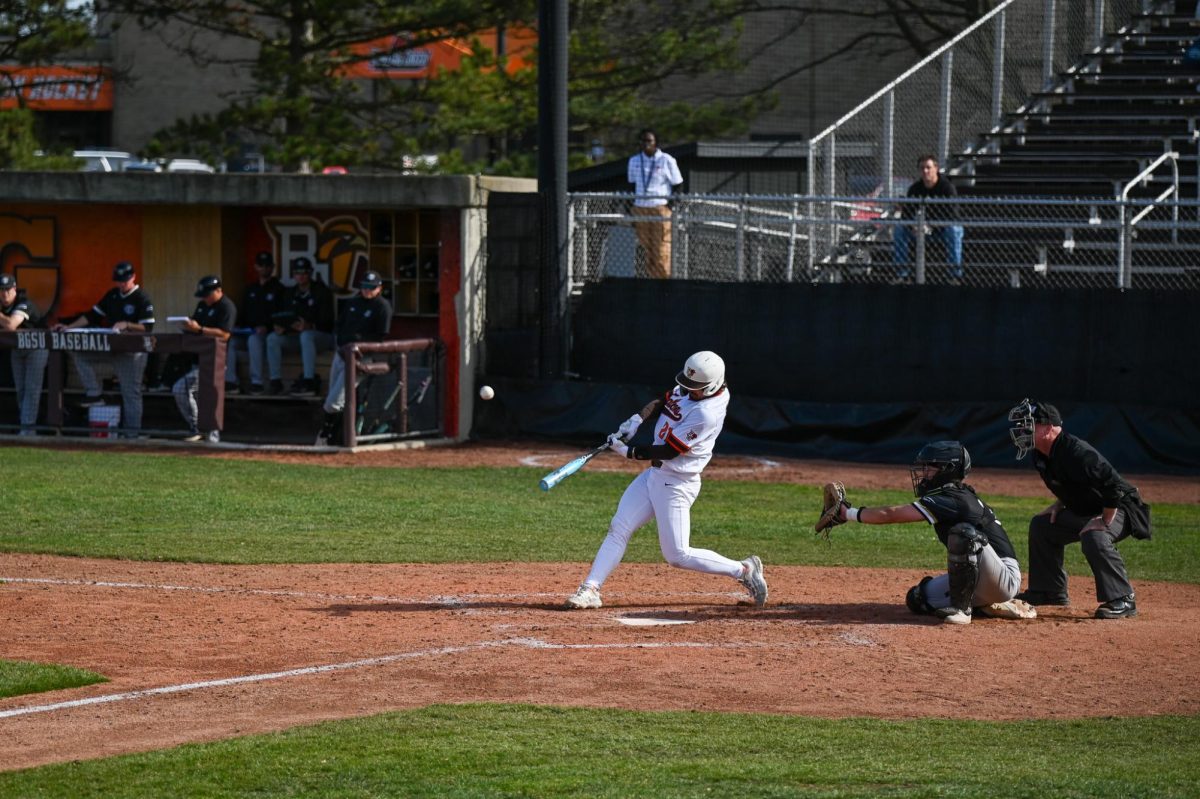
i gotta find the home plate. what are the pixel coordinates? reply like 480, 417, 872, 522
617, 617, 697, 626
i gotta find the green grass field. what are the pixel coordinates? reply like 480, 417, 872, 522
0, 659, 107, 700
2, 447, 1197, 796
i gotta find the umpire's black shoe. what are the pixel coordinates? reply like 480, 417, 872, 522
1095, 594, 1137, 619
1015, 589, 1070, 606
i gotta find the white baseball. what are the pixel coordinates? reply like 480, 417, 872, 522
479, 385, 495, 401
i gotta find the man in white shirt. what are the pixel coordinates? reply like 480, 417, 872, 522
627, 129, 684, 278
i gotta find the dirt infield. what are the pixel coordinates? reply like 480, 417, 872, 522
1, 442, 1198, 771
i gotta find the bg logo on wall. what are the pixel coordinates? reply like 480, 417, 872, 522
263, 215, 370, 293
0, 213, 61, 319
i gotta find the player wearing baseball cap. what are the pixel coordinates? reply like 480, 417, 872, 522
52, 261, 156, 437
175, 275, 236, 442
565, 350, 769, 610
0, 273, 48, 435
316, 270, 392, 445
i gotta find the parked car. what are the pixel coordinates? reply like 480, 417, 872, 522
73, 149, 133, 172
165, 158, 216, 174
124, 159, 165, 173
321, 165, 348, 175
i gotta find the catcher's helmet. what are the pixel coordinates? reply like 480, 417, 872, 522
910, 440, 970, 496
676, 350, 725, 397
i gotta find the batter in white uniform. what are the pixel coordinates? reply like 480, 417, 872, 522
565, 351, 768, 609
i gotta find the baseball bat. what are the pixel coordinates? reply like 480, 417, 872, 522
539, 441, 611, 492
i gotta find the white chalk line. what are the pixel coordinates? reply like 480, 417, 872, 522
0, 576, 741, 604
0, 637, 742, 720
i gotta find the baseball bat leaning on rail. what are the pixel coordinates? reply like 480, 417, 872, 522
539, 439, 618, 491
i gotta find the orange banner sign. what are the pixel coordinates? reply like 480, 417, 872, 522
0, 65, 113, 111
341, 27, 535, 79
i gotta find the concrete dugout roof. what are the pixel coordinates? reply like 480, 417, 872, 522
0, 172, 536, 207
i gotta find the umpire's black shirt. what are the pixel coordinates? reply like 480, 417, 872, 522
1033, 432, 1136, 516
336, 294, 392, 347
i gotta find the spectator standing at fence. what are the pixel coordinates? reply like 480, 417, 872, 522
267, 256, 334, 397
174, 275, 236, 443
893, 154, 964, 281
53, 261, 155, 438
628, 129, 684, 279
0, 273, 48, 435
228, 250, 283, 395
317, 270, 392, 445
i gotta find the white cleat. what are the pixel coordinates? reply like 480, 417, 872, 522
936, 607, 972, 625
738, 555, 768, 607
565, 583, 602, 609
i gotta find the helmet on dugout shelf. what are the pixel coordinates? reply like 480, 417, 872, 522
910, 440, 971, 496
676, 350, 725, 397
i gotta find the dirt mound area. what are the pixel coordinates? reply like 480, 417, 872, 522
3, 556, 1198, 770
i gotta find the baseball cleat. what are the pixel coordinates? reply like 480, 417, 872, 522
738, 555, 768, 607
1014, 589, 1070, 606
976, 599, 1037, 620
936, 607, 972, 625
1095, 594, 1137, 619
565, 584, 602, 609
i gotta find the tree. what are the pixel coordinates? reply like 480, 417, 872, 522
105, 0, 785, 174
0, 1, 98, 168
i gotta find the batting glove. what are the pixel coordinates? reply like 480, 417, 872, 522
606, 433, 629, 457
617, 413, 642, 440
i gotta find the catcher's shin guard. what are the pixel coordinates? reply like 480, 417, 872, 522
946, 523, 986, 611
905, 575, 937, 615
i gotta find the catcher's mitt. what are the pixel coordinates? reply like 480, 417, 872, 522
814, 481, 848, 540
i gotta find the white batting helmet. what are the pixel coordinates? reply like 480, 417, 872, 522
676, 351, 726, 397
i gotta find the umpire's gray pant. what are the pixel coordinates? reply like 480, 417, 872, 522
72, 351, 148, 433
11, 348, 48, 430
1026, 507, 1133, 602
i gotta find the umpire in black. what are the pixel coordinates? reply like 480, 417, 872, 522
1009, 399, 1151, 619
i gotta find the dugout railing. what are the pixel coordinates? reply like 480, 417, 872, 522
567, 192, 1200, 291
341, 338, 443, 448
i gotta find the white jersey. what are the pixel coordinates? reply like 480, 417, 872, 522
649, 385, 729, 477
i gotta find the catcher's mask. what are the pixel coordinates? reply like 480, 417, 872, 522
1007, 398, 1062, 459
676, 350, 726, 397
910, 440, 971, 496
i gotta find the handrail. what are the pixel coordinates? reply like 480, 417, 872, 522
807, 0, 1019, 149
1117, 150, 1178, 288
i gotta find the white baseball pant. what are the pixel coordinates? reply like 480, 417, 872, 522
583, 467, 744, 589
921, 547, 1022, 610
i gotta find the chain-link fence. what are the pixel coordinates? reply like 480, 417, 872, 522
568, 192, 1200, 290
806, 0, 1154, 200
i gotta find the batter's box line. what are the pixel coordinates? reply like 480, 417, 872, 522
0, 637, 785, 720
0, 576, 740, 605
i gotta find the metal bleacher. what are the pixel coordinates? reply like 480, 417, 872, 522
957, 2, 1199, 200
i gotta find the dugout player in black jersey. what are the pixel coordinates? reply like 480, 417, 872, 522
0, 273, 48, 435
1009, 399, 1150, 619
317, 270, 392, 445
53, 261, 156, 437
831, 441, 1035, 625
175, 275, 236, 443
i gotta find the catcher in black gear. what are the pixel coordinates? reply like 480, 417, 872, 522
821, 441, 1035, 625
